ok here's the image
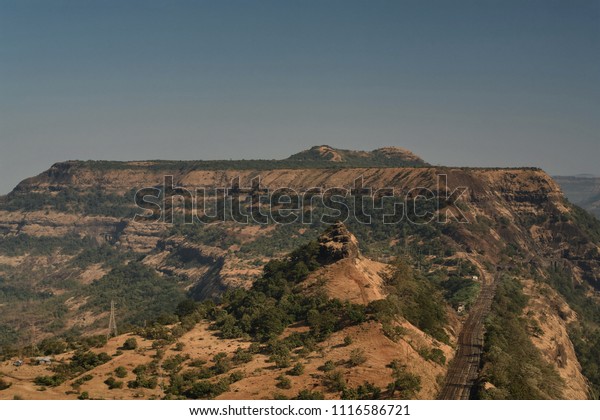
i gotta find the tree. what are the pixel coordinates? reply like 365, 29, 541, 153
387, 360, 421, 398
122, 337, 138, 350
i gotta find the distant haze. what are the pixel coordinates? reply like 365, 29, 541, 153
1, 0, 598, 194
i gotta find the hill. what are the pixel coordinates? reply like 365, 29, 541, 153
1, 146, 600, 400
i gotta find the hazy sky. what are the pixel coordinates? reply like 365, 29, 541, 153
1, 0, 599, 194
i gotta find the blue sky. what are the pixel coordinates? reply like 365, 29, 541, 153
1, 0, 598, 193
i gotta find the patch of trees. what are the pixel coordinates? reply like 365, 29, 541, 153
2, 188, 137, 218
441, 276, 480, 310
0, 233, 95, 257
69, 244, 133, 269
211, 240, 367, 344
35, 350, 111, 387
369, 259, 449, 343
83, 261, 186, 327
477, 276, 564, 399
386, 360, 422, 398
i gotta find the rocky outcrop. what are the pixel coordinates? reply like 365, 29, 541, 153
317, 222, 360, 263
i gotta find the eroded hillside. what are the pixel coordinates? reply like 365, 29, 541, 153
1, 147, 600, 399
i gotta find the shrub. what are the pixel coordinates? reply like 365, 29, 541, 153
232, 348, 253, 364
184, 379, 229, 399
34, 375, 65, 387
348, 349, 367, 366
288, 363, 305, 376
122, 338, 138, 350
0, 377, 11, 390
127, 376, 158, 390
323, 370, 346, 392
296, 389, 324, 400
229, 370, 245, 383
269, 353, 291, 369
114, 366, 128, 378
343, 335, 353, 346
319, 360, 335, 372
276, 375, 292, 389
162, 354, 188, 373
211, 353, 232, 375
341, 382, 381, 400
387, 360, 421, 398
429, 348, 446, 366
104, 377, 123, 389
189, 358, 207, 368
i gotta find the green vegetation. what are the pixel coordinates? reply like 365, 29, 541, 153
0, 377, 11, 390
2, 188, 137, 217
0, 233, 96, 257
35, 350, 111, 387
276, 375, 292, 389
441, 276, 480, 310
341, 382, 382, 400
232, 347, 253, 364
83, 262, 186, 327
569, 327, 600, 399
121, 338, 138, 350
323, 370, 346, 392
418, 347, 446, 366
295, 389, 324, 400
104, 377, 123, 389
69, 244, 134, 269
128, 363, 159, 389
386, 360, 422, 398
114, 366, 128, 378
66, 154, 428, 174
211, 235, 367, 344
369, 259, 449, 343
545, 266, 600, 398
183, 378, 230, 399
288, 363, 305, 376
348, 348, 367, 367
478, 276, 564, 399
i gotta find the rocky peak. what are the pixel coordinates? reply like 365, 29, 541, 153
318, 222, 360, 263
372, 146, 425, 163
286, 145, 428, 166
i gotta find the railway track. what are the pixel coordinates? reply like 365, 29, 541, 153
438, 270, 497, 400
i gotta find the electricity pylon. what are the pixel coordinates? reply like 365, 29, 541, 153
107, 300, 118, 338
